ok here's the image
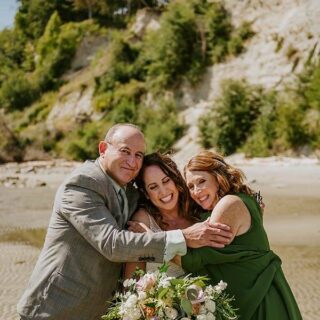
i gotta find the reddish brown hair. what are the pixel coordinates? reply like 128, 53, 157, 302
184, 150, 255, 198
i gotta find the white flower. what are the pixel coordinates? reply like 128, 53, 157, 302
196, 313, 216, 320
214, 280, 227, 293
103, 266, 236, 320
125, 294, 138, 308
122, 306, 141, 320
159, 276, 174, 288
206, 312, 216, 320
138, 291, 147, 300
199, 305, 207, 314
165, 307, 178, 319
123, 278, 136, 288
217, 280, 227, 290
205, 300, 216, 313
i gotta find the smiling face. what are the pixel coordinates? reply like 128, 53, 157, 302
99, 126, 145, 186
143, 165, 179, 215
185, 170, 220, 211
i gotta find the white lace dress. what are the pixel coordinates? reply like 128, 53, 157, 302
146, 214, 185, 278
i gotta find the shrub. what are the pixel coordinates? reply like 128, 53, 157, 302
0, 71, 38, 111
95, 1, 252, 101
0, 29, 26, 80
65, 121, 103, 160
15, 0, 57, 40
228, 22, 255, 56
95, 33, 144, 95
304, 62, 320, 110
17, 92, 56, 131
110, 98, 139, 124
274, 98, 311, 150
241, 93, 278, 157
36, 13, 99, 91
205, 1, 232, 63
143, 2, 203, 89
94, 79, 146, 113
199, 80, 267, 155
139, 98, 185, 152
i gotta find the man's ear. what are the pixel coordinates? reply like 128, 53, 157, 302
98, 141, 107, 156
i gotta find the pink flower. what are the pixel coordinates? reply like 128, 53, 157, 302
136, 273, 157, 291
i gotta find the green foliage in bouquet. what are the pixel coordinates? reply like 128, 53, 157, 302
102, 263, 238, 320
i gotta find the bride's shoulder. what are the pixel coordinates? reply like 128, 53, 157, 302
131, 208, 152, 227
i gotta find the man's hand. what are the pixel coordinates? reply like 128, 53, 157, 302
181, 218, 233, 248
127, 221, 151, 233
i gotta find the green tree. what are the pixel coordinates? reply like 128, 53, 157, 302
199, 80, 265, 155
15, 0, 57, 40
72, 0, 104, 19
36, 11, 62, 67
144, 2, 203, 90
35, 12, 93, 91
0, 71, 37, 111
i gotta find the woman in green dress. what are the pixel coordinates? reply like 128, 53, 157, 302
182, 150, 302, 319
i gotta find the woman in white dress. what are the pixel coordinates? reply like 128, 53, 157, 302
124, 152, 201, 278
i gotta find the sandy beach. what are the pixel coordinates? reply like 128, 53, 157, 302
0, 157, 319, 320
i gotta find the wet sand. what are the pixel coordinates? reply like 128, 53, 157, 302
0, 158, 319, 319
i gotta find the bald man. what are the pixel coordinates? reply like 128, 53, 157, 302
18, 123, 232, 320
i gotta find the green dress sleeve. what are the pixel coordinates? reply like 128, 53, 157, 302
182, 245, 268, 272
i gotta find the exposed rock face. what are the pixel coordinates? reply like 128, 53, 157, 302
174, 0, 320, 166
46, 33, 109, 135
70, 36, 109, 72
130, 8, 161, 38
46, 87, 95, 133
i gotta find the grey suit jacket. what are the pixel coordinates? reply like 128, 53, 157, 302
17, 160, 167, 320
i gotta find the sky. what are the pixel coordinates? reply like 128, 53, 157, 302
0, 0, 19, 30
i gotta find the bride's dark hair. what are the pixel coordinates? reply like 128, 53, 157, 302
135, 152, 199, 230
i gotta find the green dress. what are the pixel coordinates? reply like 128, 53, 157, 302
182, 193, 302, 320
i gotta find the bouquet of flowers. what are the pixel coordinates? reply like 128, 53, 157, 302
102, 264, 238, 320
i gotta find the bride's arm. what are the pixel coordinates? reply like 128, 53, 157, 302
124, 209, 152, 279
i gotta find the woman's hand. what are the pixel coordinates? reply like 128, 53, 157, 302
127, 220, 152, 233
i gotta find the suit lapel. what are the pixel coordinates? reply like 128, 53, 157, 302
92, 159, 125, 226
